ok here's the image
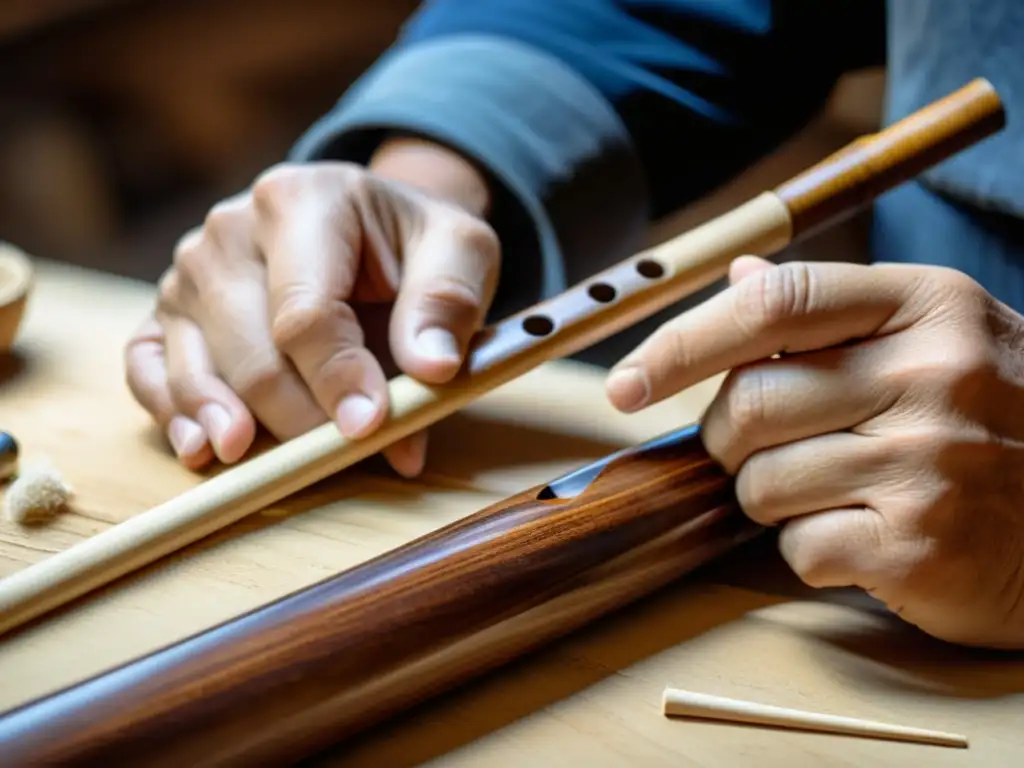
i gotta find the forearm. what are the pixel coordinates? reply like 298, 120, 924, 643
390, 0, 885, 218
289, 0, 884, 312
367, 134, 492, 219
290, 30, 643, 313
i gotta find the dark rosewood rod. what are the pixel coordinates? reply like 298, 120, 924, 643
0, 425, 758, 765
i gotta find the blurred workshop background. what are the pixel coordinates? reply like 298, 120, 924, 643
0, 0, 884, 285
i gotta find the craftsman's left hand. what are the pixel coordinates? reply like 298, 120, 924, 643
606, 256, 1024, 649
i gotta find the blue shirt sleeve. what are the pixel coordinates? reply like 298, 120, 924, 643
290, 0, 884, 314
400, 0, 884, 219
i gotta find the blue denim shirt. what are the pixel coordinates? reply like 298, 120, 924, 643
290, 0, 1024, 327
872, 2, 1024, 313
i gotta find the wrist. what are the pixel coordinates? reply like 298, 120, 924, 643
368, 134, 493, 219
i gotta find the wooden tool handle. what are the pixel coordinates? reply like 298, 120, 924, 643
0, 79, 1005, 639
662, 688, 969, 748
0, 425, 759, 766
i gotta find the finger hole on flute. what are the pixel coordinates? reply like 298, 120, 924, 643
522, 314, 555, 336
587, 282, 617, 303
636, 259, 667, 279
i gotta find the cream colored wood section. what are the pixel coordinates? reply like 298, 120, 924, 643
0, 191, 791, 637
0, 260, 1021, 766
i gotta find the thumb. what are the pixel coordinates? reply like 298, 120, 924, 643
390, 214, 501, 383
729, 254, 774, 285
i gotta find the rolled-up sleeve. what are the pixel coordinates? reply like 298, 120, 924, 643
290, 0, 884, 313
290, 33, 648, 313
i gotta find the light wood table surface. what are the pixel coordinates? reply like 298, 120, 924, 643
1, 259, 1022, 766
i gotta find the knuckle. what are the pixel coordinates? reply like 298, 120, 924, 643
733, 261, 816, 335
251, 161, 362, 215
652, 316, 694, 374
449, 217, 501, 266
891, 336, 998, 399
203, 196, 248, 237
733, 462, 776, 523
227, 354, 291, 405
907, 265, 991, 326
171, 227, 206, 278
793, 559, 835, 590
251, 162, 306, 212
166, 369, 206, 404
700, 369, 771, 473
724, 366, 772, 435
928, 265, 985, 301
306, 346, 366, 396
157, 269, 183, 311
421, 274, 486, 314
272, 297, 357, 351
781, 536, 835, 589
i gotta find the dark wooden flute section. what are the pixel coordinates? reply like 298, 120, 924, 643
775, 77, 1004, 234
0, 425, 759, 766
461, 79, 1005, 383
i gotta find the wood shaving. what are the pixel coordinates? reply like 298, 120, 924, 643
3, 459, 73, 524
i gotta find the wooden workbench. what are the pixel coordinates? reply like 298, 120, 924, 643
1, 259, 1022, 766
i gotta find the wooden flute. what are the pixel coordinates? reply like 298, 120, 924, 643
0, 77, 1005, 646
0, 423, 758, 765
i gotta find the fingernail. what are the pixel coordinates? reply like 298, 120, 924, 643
336, 394, 380, 437
197, 403, 232, 452
167, 415, 206, 457
607, 367, 649, 412
416, 327, 461, 362
389, 431, 428, 478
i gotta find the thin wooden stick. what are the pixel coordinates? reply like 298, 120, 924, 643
0, 78, 1005, 638
661, 687, 969, 748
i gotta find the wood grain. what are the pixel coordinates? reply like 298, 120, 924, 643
0, 177, 790, 639
1, 262, 1024, 766
775, 78, 1004, 235
0, 78, 1005, 637
0, 425, 761, 765
661, 688, 969, 748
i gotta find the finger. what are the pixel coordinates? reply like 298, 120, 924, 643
124, 316, 177, 427
161, 311, 258, 464
381, 429, 429, 479
728, 254, 774, 285
173, 200, 331, 441
734, 431, 890, 526
124, 317, 214, 469
777, 506, 891, 591
700, 342, 895, 472
194, 264, 329, 442
254, 170, 391, 440
389, 215, 501, 383
606, 260, 929, 412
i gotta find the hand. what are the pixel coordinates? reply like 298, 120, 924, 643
124, 139, 499, 478
606, 256, 1024, 648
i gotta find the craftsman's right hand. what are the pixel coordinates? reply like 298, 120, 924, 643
123, 139, 499, 477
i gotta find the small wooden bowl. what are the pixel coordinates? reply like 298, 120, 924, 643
0, 243, 33, 354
